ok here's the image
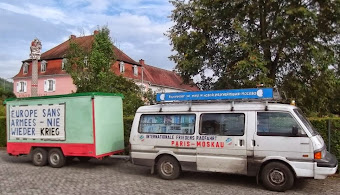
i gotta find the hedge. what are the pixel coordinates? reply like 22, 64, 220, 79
123, 116, 134, 154
310, 118, 340, 164
1, 116, 339, 164
0, 116, 5, 147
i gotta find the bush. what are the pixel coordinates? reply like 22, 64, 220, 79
0, 117, 6, 147
310, 118, 340, 165
123, 116, 134, 154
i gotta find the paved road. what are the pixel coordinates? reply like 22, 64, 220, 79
0, 150, 339, 195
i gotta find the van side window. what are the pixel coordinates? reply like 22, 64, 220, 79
257, 112, 303, 136
139, 114, 195, 134
200, 113, 245, 136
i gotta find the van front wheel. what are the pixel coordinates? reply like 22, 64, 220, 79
261, 162, 294, 192
157, 156, 181, 180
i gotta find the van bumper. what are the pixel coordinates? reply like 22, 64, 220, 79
314, 152, 338, 179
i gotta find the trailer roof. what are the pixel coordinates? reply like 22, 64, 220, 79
4, 92, 124, 104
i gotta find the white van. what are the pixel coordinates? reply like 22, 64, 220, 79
129, 89, 338, 192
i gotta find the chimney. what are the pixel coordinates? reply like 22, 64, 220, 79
70, 35, 76, 39
94, 30, 99, 35
139, 59, 145, 66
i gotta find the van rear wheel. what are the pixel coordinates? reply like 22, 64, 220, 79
261, 162, 294, 192
31, 148, 48, 166
157, 156, 181, 180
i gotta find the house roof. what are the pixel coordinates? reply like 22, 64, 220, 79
143, 64, 198, 91
14, 32, 199, 91
24, 35, 140, 65
112, 62, 199, 91
13, 59, 67, 78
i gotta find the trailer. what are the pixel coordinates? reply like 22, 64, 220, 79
5, 92, 124, 168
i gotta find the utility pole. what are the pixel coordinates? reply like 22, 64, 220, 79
30, 38, 42, 97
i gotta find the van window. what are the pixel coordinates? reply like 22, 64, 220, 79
257, 112, 303, 136
139, 114, 195, 134
200, 113, 245, 136
294, 108, 317, 136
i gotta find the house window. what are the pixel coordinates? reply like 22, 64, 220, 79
41, 60, 47, 72
23, 62, 29, 74
16, 81, 27, 93
119, 61, 125, 73
62, 58, 67, 70
133, 65, 138, 76
44, 79, 56, 92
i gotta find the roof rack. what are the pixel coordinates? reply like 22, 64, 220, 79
156, 88, 280, 112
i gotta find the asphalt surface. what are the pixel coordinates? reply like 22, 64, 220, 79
0, 149, 339, 195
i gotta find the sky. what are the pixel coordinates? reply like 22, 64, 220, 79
0, 0, 176, 81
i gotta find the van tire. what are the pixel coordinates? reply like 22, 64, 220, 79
156, 156, 181, 180
31, 148, 48, 166
261, 162, 294, 192
48, 148, 66, 168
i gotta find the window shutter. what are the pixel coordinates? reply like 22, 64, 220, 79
23, 81, 27, 92
44, 80, 47, 92
53, 79, 56, 91
16, 82, 19, 92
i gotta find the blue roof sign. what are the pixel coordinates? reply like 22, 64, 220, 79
156, 88, 274, 102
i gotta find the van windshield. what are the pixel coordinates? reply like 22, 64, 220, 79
293, 108, 318, 136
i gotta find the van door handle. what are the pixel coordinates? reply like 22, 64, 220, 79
239, 139, 244, 146
252, 140, 256, 147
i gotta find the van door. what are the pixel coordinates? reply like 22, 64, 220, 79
196, 112, 248, 174
252, 111, 313, 163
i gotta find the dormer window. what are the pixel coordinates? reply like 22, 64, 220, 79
41, 60, 47, 72
133, 65, 138, 76
23, 62, 29, 74
119, 61, 125, 73
62, 58, 67, 70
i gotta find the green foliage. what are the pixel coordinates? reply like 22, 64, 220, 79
123, 116, 134, 154
143, 89, 156, 105
0, 117, 6, 147
0, 77, 13, 92
280, 69, 338, 116
65, 26, 144, 116
169, 0, 339, 115
0, 88, 15, 116
310, 118, 340, 164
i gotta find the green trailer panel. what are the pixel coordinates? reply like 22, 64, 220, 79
94, 96, 124, 156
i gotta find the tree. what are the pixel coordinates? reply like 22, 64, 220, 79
65, 26, 144, 116
168, 0, 339, 115
0, 88, 15, 116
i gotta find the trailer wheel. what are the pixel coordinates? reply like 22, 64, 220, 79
156, 156, 181, 180
31, 148, 48, 166
48, 148, 66, 168
261, 162, 294, 192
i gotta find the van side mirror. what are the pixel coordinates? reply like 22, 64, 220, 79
292, 126, 298, 136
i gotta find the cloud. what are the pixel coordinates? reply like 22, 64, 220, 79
0, 0, 176, 79
0, 2, 67, 24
